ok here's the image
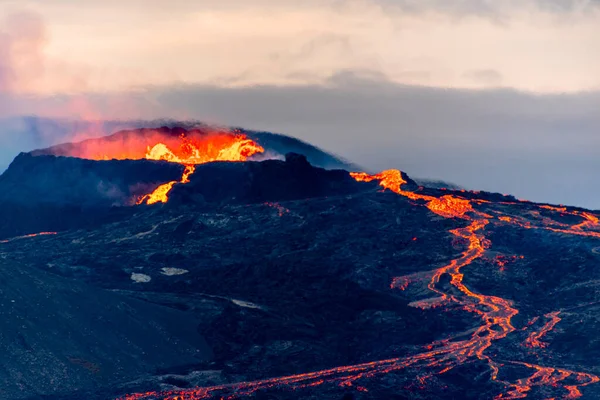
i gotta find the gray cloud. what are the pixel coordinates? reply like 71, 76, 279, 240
371, 0, 600, 15
23, 0, 600, 20
214, 33, 355, 86
535, 0, 600, 12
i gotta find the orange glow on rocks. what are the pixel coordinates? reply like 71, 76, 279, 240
264, 202, 290, 217
350, 170, 406, 191
427, 195, 473, 219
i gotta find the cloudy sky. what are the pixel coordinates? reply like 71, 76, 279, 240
0, 0, 599, 207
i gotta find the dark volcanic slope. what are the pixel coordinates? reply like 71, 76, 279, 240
0, 153, 184, 239
0, 153, 185, 206
0, 152, 381, 240
0, 239, 211, 400
170, 153, 382, 205
2, 155, 600, 400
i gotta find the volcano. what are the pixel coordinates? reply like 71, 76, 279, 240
1, 124, 600, 400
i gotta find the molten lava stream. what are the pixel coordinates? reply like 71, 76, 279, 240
523, 312, 561, 349
121, 169, 600, 400
0, 232, 57, 244
136, 134, 264, 205
493, 200, 600, 239
137, 165, 195, 205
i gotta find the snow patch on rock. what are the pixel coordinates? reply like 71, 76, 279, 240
231, 299, 262, 309
131, 273, 151, 283
161, 267, 189, 276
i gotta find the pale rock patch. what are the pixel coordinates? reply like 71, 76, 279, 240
131, 273, 151, 283
161, 267, 189, 276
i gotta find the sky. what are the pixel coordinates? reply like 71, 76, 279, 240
0, 0, 599, 208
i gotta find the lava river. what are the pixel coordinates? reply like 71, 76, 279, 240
120, 169, 600, 400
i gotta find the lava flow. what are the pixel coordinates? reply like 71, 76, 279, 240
121, 169, 600, 400
134, 133, 264, 205
523, 311, 562, 349
0, 232, 57, 244
136, 165, 196, 205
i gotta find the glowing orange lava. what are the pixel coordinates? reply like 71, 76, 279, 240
120, 169, 600, 400
350, 170, 473, 219
142, 135, 264, 165
0, 232, 57, 244
497, 204, 600, 239
491, 255, 524, 272
62, 130, 263, 164
137, 165, 196, 205
524, 311, 561, 349
133, 133, 264, 205
264, 202, 290, 217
